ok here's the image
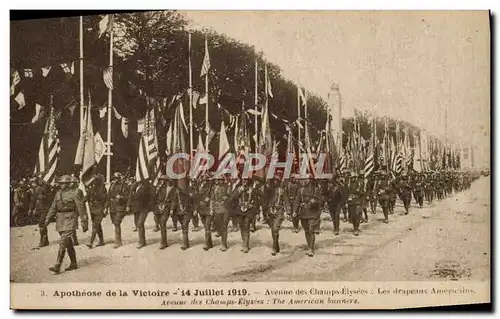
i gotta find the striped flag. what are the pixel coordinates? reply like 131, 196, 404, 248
98, 14, 113, 38
395, 152, 403, 175
135, 108, 159, 182
34, 106, 59, 183
103, 67, 113, 90
363, 140, 375, 178
200, 36, 210, 77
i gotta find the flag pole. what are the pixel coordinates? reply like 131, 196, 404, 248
106, 15, 114, 190
254, 59, 259, 148
188, 32, 193, 159
204, 34, 209, 150
264, 63, 268, 147
79, 16, 84, 136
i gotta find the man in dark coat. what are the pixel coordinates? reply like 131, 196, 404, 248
45, 175, 88, 274
29, 178, 52, 247
194, 175, 215, 250
376, 172, 391, 223
86, 175, 107, 248
127, 178, 154, 249
173, 181, 195, 250
347, 173, 364, 236
154, 176, 176, 249
212, 177, 232, 251
267, 176, 290, 255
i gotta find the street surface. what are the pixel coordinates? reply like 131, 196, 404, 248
10, 177, 490, 283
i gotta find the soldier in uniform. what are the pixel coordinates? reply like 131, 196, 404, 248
127, 178, 154, 249
292, 174, 322, 256
173, 181, 195, 250
107, 172, 129, 248
412, 172, 425, 208
347, 173, 364, 236
399, 173, 413, 215
12, 180, 30, 227
376, 171, 391, 223
212, 176, 232, 251
154, 176, 176, 249
228, 177, 259, 253
69, 176, 83, 246
267, 175, 290, 255
189, 180, 201, 233
86, 175, 106, 248
325, 171, 349, 235
194, 174, 215, 250
287, 176, 301, 233
424, 173, 434, 204
29, 177, 52, 247
44, 175, 89, 274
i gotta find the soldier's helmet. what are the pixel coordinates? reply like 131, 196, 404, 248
70, 176, 79, 184
113, 172, 123, 180
58, 175, 72, 184
159, 175, 169, 181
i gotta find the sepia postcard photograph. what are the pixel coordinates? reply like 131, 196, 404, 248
9, 9, 491, 310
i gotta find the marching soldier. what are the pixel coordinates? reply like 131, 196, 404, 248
413, 172, 425, 208
325, 171, 349, 235
212, 176, 232, 251
388, 175, 398, 215
375, 171, 391, 223
173, 181, 195, 250
69, 176, 83, 246
292, 175, 322, 257
29, 177, 52, 247
399, 173, 413, 215
347, 173, 364, 236
194, 175, 215, 250
86, 175, 106, 249
287, 176, 301, 233
424, 173, 434, 204
228, 177, 260, 253
189, 180, 201, 232
107, 172, 129, 248
154, 176, 176, 249
12, 180, 30, 227
267, 175, 290, 256
127, 178, 154, 249
45, 175, 89, 274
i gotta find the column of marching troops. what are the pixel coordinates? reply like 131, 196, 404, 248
11, 167, 480, 274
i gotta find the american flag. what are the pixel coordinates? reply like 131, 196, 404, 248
200, 36, 210, 77
135, 108, 159, 182
363, 141, 375, 178
103, 67, 113, 90
394, 152, 404, 175
34, 106, 59, 183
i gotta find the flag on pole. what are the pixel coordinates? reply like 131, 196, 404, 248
34, 106, 59, 183
135, 108, 159, 182
74, 104, 96, 185
103, 67, 113, 90
10, 70, 20, 96
266, 70, 273, 98
98, 14, 113, 38
200, 37, 211, 77
219, 120, 231, 160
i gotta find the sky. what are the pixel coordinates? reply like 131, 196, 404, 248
181, 10, 490, 167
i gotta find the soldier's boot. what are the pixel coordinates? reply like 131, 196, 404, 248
171, 215, 179, 232
333, 212, 340, 235
181, 230, 190, 250
136, 227, 146, 249
159, 227, 168, 250
241, 229, 250, 253
383, 207, 389, 224
314, 219, 321, 235
220, 227, 228, 252
39, 227, 49, 247
192, 214, 200, 232
271, 231, 279, 256
352, 213, 360, 236
361, 208, 368, 223
153, 215, 160, 232
86, 227, 97, 249
203, 230, 213, 251
292, 217, 300, 233
307, 233, 315, 257
96, 225, 105, 247
65, 245, 78, 271
113, 226, 122, 249
49, 245, 66, 274
249, 215, 256, 232
72, 233, 79, 246
231, 218, 239, 232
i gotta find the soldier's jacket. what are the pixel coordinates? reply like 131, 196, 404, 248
87, 182, 107, 216
268, 185, 290, 216
287, 180, 300, 205
45, 188, 88, 232
173, 186, 195, 216
211, 182, 231, 213
155, 182, 176, 214
255, 181, 273, 211
293, 182, 322, 219
29, 183, 52, 213
399, 180, 413, 195
194, 180, 213, 215
107, 180, 130, 212
127, 181, 155, 213
376, 179, 392, 198
229, 183, 260, 215
13, 186, 30, 208
347, 179, 365, 204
